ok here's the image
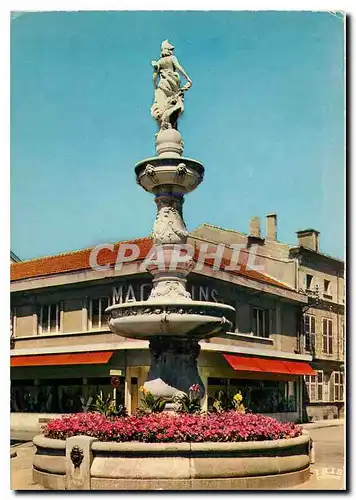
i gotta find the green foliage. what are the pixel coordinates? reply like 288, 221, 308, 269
211, 390, 246, 414
211, 390, 232, 413
173, 389, 201, 415
94, 393, 127, 418
139, 387, 167, 414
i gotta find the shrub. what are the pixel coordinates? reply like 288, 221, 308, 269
93, 393, 127, 418
173, 385, 201, 414
138, 386, 166, 414
211, 390, 232, 413
211, 390, 246, 414
43, 411, 302, 443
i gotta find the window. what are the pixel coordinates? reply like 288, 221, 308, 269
89, 296, 111, 330
304, 314, 316, 352
11, 377, 125, 414
10, 308, 16, 337
334, 372, 344, 402
322, 318, 333, 354
207, 378, 297, 413
38, 304, 61, 334
341, 322, 345, 355
252, 308, 270, 338
306, 274, 313, 290
305, 370, 324, 402
324, 280, 332, 298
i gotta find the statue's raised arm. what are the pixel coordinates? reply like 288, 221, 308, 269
150, 40, 192, 131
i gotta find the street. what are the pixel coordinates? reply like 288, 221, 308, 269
10, 423, 345, 491
290, 424, 345, 490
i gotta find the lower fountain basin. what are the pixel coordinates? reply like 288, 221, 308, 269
32, 432, 311, 490
106, 300, 235, 340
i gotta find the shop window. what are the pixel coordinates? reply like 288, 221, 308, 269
322, 318, 333, 354
86, 376, 125, 408
11, 380, 36, 412
252, 308, 270, 338
304, 314, 316, 352
334, 371, 344, 402
38, 304, 61, 334
88, 296, 111, 330
207, 378, 296, 413
10, 377, 125, 413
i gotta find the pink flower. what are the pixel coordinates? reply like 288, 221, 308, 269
43, 411, 302, 443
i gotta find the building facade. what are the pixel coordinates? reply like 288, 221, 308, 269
10, 216, 344, 426
291, 230, 345, 420
192, 215, 345, 421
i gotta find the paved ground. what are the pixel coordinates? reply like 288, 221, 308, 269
10, 442, 45, 491
290, 424, 346, 490
10, 423, 345, 491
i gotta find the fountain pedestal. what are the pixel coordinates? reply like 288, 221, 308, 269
144, 336, 203, 398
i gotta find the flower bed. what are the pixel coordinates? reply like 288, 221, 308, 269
43, 411, 302, 443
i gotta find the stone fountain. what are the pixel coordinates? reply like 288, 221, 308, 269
106, 39, 235, 402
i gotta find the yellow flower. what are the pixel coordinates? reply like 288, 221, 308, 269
139, 386, 145, 393
233, 393, 243, 402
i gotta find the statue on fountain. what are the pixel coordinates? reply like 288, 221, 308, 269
151, 40, 192, 131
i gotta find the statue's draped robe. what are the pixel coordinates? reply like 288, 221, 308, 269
151, 63, 184, 127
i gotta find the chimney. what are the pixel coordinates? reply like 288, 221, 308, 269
249, 216, 261, 238
266, 213, 277, 241
296, 229, 320, 252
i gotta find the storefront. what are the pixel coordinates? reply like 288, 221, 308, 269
10, 345, 315, 425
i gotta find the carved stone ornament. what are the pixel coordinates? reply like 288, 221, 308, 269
109, 303, 229, 319
144, 164, 159, 184
70, 446, 84, 469
153, 201, 188, 245
150, 280, 191, 300
174, 163, 187, 180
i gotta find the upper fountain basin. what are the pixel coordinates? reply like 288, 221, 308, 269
135, 157, 204, 195
106, 300, 234, 340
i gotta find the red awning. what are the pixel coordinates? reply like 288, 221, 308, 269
223, 354, 316, 376
10, 351, 113, 367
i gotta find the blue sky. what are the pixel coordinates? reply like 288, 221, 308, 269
11, 11, 345, 260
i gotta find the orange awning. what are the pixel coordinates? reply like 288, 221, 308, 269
223, 354, 316, 376
11, 351, 113, 367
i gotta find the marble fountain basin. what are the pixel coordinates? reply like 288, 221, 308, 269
106, 300, 235, 339
135, 156, 205, 194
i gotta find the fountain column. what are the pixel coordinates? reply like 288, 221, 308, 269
106, 40, 235, 403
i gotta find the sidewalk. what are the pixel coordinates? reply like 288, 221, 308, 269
10, 442, 45, 490
302, 418, 345, 430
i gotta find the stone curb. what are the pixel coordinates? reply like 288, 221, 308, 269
33, 431, 309, 453
33, 435, 66, 449
302, 419, 344, 430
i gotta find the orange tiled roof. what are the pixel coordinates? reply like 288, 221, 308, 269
10, 237, 294, 292
10, 237, 153, 282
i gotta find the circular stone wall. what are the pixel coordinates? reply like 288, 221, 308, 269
32, 432, 311, 490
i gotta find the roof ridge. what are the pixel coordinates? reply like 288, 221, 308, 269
193, 223, 248, 236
